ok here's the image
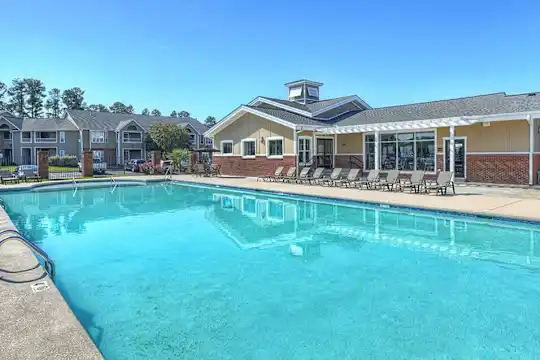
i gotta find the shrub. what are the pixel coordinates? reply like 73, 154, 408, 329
49, 155, 78, 167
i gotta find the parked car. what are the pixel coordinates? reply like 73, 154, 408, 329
14, 165, 38, 178
78, 158, 108, 174
125, 159, 146, 172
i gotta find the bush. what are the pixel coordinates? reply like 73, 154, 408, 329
49, 155, 78, 167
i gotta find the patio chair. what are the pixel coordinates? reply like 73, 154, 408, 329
425, 171, 455, 195
301, 167, 325, 185
195, 163, 207, 177
257, 166, 284, 182
334, 169, 361, 187
293, 167, 311, 183
0, 169, 18, 185
319, 168, 343, 186
377, 170, 401, 191
209, 164, 221, 177
401, 171, 426, 193
277, 167, 297, 182
355, 169, 380, 189
21, 168, 41, 182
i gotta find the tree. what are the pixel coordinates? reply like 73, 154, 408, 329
141, 108, 149, 116
179, 110, 190, 118
0, 81, 6, 111
62, 87, 85, 110
147, 123, 191, 154
205, 116, 216, 127
24, 79, 46, 118
109, 102, 134, 114
87, 104, 109, 112
169, 148, 190, 170
7, 79, 27, 117
45, 88, 62, 118
170, 110, 178, 118
151, 109, 162, 116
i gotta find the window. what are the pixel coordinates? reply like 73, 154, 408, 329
307, 86, 319, 97
298, 137, 311, 165
365, 131, 435, 172
93, 150, 104, 161
21, 132, 32, 143
241, 139, 256, 158
205, 138, 213, 146
289, 87, 302, 97
91, 131, 105, 143
123, 132, 142, 143
267, 137, 283, 158
3, 131, 11, 140
34, 131, 57, 143
59, 150, 65, 157
221, 140, 233, 155
59, 131, 65, 143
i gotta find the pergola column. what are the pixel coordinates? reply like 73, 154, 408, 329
449, 125, 455, 173
374, 131, 380, 170
528, 114, 534, 185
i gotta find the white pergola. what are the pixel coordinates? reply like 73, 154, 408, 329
315, 117, 482, 174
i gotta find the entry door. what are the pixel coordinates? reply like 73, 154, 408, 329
316, 138, 333, 168
444, 138, 466, 178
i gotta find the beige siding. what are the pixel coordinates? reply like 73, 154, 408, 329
437, 120, 530, 153
214, 113, 294, 155
534, 118, 540, 153
336, 133, 363, 154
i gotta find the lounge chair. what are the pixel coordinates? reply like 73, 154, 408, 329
0, 170, 18, 185
302, 167, 325, 185
276, 167, 297, 182
377, 170, 400, 191
293, 167, 312, 183
355, 169, 380, 189
334, 169, 361, 187
20, 168, 41, 182
194, 163, 207, 177
401, 171, 426, 193
257, 166, 284, 182
425, 171, 455, 195
319, 168, 343, 186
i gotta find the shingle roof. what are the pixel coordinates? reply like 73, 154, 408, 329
67, 110, 209, 134
247, 106, 327, 126
304, 96, 354, 113
330, 92, 540, 127
259, 97, 310, 112
21, 118, 78, 131
0, 112, 23, 129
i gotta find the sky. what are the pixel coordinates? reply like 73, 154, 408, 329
1, 0, 539, 121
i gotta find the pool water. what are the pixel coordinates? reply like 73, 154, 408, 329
4, 183, 540, 360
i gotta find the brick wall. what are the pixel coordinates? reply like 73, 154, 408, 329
467, 154, 529, 184
436, 154, 443, 173
534, 154, 540, 185
214, 156, 296, 177
335, 155, 363, 169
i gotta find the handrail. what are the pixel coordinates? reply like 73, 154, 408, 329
72, 175, 78, 197
164, 166, 172, 181
0, 229, 55, 280
110, 175, 117, 193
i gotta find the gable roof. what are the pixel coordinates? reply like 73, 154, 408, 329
21, 117, 79, 131
247, 106, 327, 126
329, 92, 540, 127
0, 112, 23, 129
67, 110, 209, 134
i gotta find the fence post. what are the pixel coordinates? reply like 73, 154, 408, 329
81, 151, 94, 177
37, 151, 49, 180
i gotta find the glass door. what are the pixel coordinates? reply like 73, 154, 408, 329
444, 138, 466, 178
316, 138, 333, 168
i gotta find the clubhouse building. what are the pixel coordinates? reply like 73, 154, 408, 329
205, 79, 540, 185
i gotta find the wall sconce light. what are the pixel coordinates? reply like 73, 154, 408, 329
538, 126, 540, 134
482, 122, 491, 127
260, 136, 265, 144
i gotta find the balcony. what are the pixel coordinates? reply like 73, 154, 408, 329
34, 132, 57, 143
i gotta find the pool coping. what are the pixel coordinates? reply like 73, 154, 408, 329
173, 178, 540, 226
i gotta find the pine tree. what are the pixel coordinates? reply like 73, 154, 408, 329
6, 79, 27, 117
151, 109, 162, 116
141, 108, 149, 116
61, 87, 85, 110
170, 110, 178, 118
45, 88, 62, 118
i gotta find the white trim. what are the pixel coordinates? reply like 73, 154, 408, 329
312, 96, 371, 117
467, 152, 530, 155
20, 147, 32, 164
297, 135, 313, 166
59, 149, 65, 157
266, 136, 284, 159
241, 138, 257, 158
20, 131, 32, 144
90, 130, 106, 144
122, 130, 143, 143
529, 114, 534, 185
59, 131, 66, 144
284, 80, 323, 87
0, 115, 21, 130
205, 105, 301, 137
247, 98, 312, 117
443, 136, 467, 179
220, 140, 234, 155
34, 131, 58, 143
335, 152, 363, 156
116, 118, 145, 132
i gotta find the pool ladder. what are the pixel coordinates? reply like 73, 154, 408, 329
110, 175, 117, 193
72, 175, 78, 196
0, 229, 56, 282
164, 167, 172, 182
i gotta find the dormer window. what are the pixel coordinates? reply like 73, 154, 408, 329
307, 87, 319, 97
289, 87, 302, 98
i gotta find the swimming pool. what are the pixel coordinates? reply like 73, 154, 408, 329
3, 183, 540, 359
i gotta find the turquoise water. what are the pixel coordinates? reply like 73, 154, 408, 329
4, 183, 540, 360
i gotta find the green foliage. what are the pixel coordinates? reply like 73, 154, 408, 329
0, 81, 7, 111
144, 133, 159, 151
151, 108, 162, 116
49, 155, 78, 167
87, 104, 109, 112
170, 110, 178, 117
141, 108, 149, 116
62, 87, 85, 110
205, 116, 216, 127
24, 79, 46, 118
45, 88, 62, 118
169, 148, 190, 169
7, 79, 27, 117
147, 123, 191, 154
179, 110, 190, 118
109, 101, 134, 114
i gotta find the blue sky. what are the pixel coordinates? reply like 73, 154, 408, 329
1, 0, 539, 121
